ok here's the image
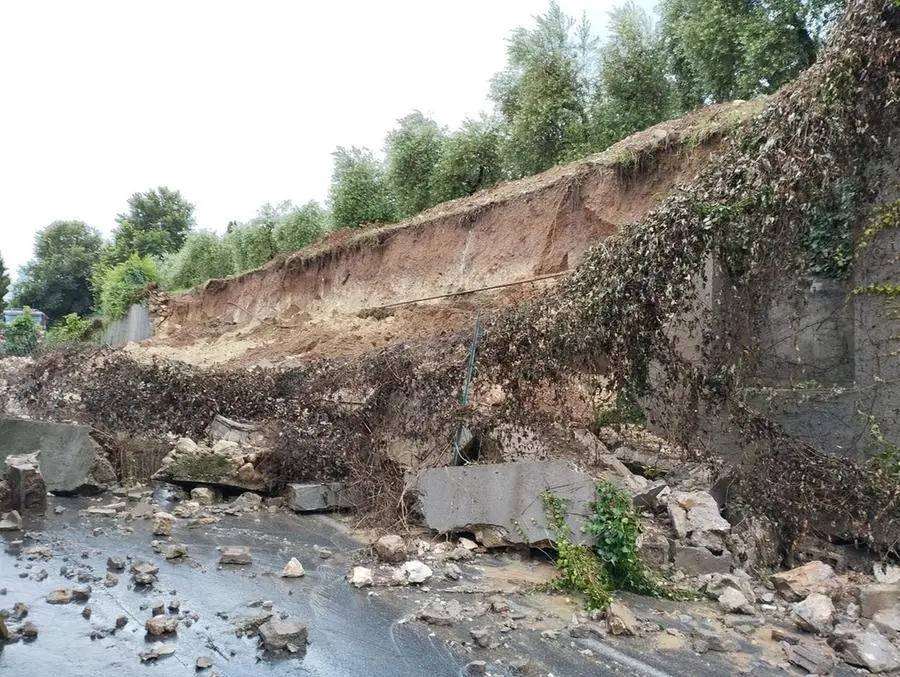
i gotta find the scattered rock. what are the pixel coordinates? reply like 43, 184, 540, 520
4, 452, 48, 513
81, 605, 92, 620
465, 661, 487, 676
444, 563, 462, 581
718, 587, 754, 615
46, 589, 74, 604
0, 510, 23, 532
636, 524, 672, 569
458, 537, 478, 551
152, 600, 166, 616
418, 608, 454, 626
140, 643, 176, 662
0, 617, 11, 641
107, 556, 126, 572
785, 644, 834, 675
489, 596, 510, 613
374, 535, 407, 563
230, 492, 263, 512
873, 608, 900, 637
469, 627, 491, 648
153, 437, 268, 492
691, 625, 735, 652
190, 487, 219, 506
115, 615, 128, 629
131, 560, 159, 586
281, 557, 305, 578
771, 627, 801, 645
830, 626, 900, 673
19, 621, 38, 639
258, 619, 307, 651
673, 544, 732, 575
606, 601, 638, 636
219, 546, 252, 565
152, 512, 176, 537
165, 543, 188, 560
11, 602, 28, 620
771, 561, 837, 602
145, 615, 178, 636
792, 593, 835, 635
105, 573, 118, 588
873, 563, 900, 585
396, 560, 433, 584
285, 482, 357, 513
633, 480, 671, 511
196, 656, 213, 670
349, 567, 373, 588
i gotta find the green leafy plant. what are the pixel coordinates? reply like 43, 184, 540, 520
97, 253, 159, 320
3, 306, 40, 355
48, 313, 95, 344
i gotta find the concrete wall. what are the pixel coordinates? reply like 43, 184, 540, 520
102, 303, 153, 347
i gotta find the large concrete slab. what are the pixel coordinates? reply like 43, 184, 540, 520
0, 418, 115, 494
413, 461, 595, 546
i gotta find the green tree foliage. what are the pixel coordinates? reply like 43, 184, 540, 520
661, 0, 842, 106
159, 230, 235, 291
328, 147, 398, 229
431, 118, 505, 203
385, 111, 446, 217
108, 187, 195, 263
97, 253, 159, 320
3, 306, 40, 356
273, 201, 329, 253
593, 2, 673, 148
48, 313, 95, 343
490, 2, 595, 176
11, 221, 103, 320
0, 253, 10, 311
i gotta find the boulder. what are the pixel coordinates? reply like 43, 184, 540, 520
792, 593, 835, 634
46, 589, 74, 604
229, 492, 263, 512
413, 461, 595, 546
858, 583, 900, 619
285, 483, 358, 513
673, 544, 732, 575
131, 560, 159, 586
152, 512, 176, 536
718, 587, 754, 615
632, 480, 671, 512
830, 626, 900, 673
152, 438, 267, 491
4, 452, 47, 513
606, 602, 638, 636
666, 491, 731, 553
785, 645, 834, 675
281, 558, 305, 578
190, 487, 219, 506
705, 573, 756, 604
258, 619, 307, 651
395, 560, 433, 584
771, 561, 838, 602
636, 524, 672, 568
219, 546, 252, 565
145, 615, 178, 636
207, 414, 266, 447
374, 535, 407, 563
0, 420, 114, 494
164, 543, 188, 560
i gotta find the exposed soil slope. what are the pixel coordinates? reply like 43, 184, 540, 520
142, 101, 762, 367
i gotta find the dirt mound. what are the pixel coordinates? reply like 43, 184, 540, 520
142, 100, 762, 368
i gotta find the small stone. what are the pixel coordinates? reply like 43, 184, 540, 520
374, 535, 407, 563
196, 656, 213, 670
465, 661, 487, 677
107, 556, 126, 571
168, 598, 180, 612
281, 557, 305, 578
418, 608, 454, 626
152, 512, 176, 537
469, 627, 491, 648
19, 621, 38, 639
72, 586, 91, 602
349, 567, 373, 588
606, 601, 638, 636
0, 618, 11, 641
489, 596, 510, 613
81, 605, 92, 619
131, 560, 159, 586
691, 625, 735, 652
719, 587, 754, 615
11, 602, 28, 620
444, 563, 462, 580
145, 614, 178, 636
165, 543, 188, 560
0, 510, 24, 531
105, 572, 119, 588
219, 546, 252, 565
458, 537, 478, 551
54, 505, 66, 515
152, 600, 166, 616
771, 627, 800, 645
397, 560, 433, 584
115, 615, 128, 629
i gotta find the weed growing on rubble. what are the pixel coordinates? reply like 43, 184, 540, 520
542, 482, 695, 610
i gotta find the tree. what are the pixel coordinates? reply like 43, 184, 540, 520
108, 187, 195, 263
159, 230, 235, 291
3, 306, 39, 356
11, 221, 103, 320
431, 118, 505, 203
660, 0, 842, 106
273, 201, 329, 253
0, 252, 9, 311
385, 111, 446, 217
593, 2, 673, 148
328, 146, 398, 229
490, 2, 597, 176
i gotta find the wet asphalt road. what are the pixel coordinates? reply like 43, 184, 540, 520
1, 495, 797, 677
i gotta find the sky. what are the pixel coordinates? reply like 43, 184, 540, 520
0, 0, 655, 284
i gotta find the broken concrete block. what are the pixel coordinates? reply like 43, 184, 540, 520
349, 567, 373, 588
414, 461, 595, 546
285, 483, 357, 513
0, 419, 114, 494
219, 546, 252, 565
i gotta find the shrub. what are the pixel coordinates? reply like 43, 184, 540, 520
97, 253, 159, 320
224, 222, 277, 273
3, 306, 40, 355
273, 202, 329, 254
48, 313, 95, 343
159, 230, 235, 291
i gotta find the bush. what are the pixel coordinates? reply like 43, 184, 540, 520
97, 253, 159, 320
224, 222, 277, 273
159, 230, 235, 291
273, 202, 329, 254
3, 306, 40, 355
48, 313, 95, 344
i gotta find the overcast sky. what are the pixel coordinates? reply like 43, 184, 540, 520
0, 0, 654, 283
